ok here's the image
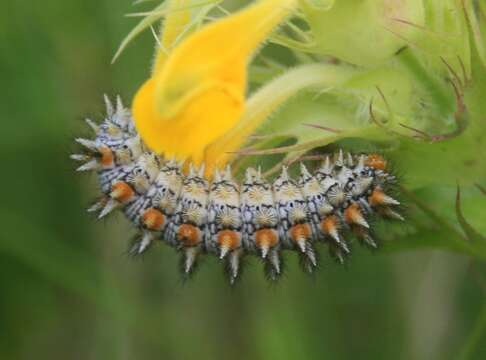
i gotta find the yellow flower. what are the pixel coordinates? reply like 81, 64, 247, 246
132, 0, 297, 172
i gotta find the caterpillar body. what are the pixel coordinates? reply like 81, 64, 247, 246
72, 96, 403, 283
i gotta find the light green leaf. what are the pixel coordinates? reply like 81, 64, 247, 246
300, 0, 425, 66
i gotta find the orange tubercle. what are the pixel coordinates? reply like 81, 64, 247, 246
290, 223, 312, 242
99, 146, 114, 167
217, 230, 241, 250
255, 228, 279, 249
142, 208, 165, 231
110, 181, 135, 203
368, 188, 385, 207
177, 224, 202, 246
344, 203, 364, 225
320, 215, 338, 234
365, 154, 387, 171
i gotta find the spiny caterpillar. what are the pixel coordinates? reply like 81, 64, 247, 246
72, 96, 403, 284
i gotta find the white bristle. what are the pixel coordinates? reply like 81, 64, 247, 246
85, 118, 99, 133
184, 247, 198, 274
104, 94, 114, 117
138, 232, 153, 254
75, 138, 98, 151
76, 159, 99, 172
70, 154, 90, 162
98, 198, 119, 219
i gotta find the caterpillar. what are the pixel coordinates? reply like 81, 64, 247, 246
72, 96, 403, 283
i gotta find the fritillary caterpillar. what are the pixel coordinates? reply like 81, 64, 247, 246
72, 96, 403, 284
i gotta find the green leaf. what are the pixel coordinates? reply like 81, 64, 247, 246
385, 44, 486, 189
300, 0, 425, 66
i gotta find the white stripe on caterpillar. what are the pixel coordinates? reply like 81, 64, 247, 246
73, 96, 402, 283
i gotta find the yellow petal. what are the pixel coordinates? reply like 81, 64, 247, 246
152, 0, 203, 74
133, 0, 297, 165
132, 76, 244, 165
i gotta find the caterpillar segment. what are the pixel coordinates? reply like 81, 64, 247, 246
273, 167, 317, 274
72, 96, 403, 284
298, 162, 349, 264
241, 168, 282, 280
207, 166, 244, 284
169, 164, 209, 275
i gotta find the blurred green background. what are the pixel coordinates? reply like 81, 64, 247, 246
0, 1, 485, 359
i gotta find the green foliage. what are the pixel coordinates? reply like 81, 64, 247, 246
300, 0, 425, 66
